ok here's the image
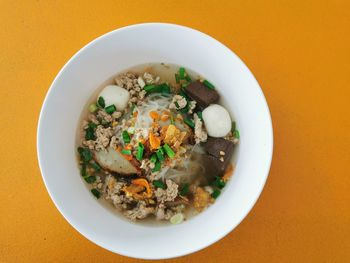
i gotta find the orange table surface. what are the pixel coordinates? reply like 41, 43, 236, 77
1, 1, 349, 262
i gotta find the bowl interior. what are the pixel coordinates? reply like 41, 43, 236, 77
37, 23, 273, 259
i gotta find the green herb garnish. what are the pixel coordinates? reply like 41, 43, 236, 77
91, 188, 101, 199
211, 189, 221, 199
78, 147, 92, 162
89, 103, 98, 113
85, 128, 95, 140
85, 123, 96, 140
163, 144, 175, 158
156, 148, 165, 162
105, 105, 116, 114
179, 67, 186, 79
97, 96, 105, 108
150, 153, 157, 163
88, 122, 97, 129
80, 163, 87, 177
178, 67, 192, 82
233, 129, 240, 139
90, 162, 101, 172
144, 83, 171, 94
203, 80, 215, 90
136, 143, 144, 161
121, 149, 132, 155
158, 83, 171, 94
184, 118, 195, 129
197, 111, 203, 120
85, 175, 96, 184
179, 183, 189, 196
212, 176, 226, 189
122, 130, 131, 144
152, 161, 161, 172
175, 73, 180, 83
231, 121, 236, 133
153, 180, 165, 189
179, 102, 190, 114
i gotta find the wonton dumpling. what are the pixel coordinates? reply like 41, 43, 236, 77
98, 85, 129, 111
202, 104, 232, 137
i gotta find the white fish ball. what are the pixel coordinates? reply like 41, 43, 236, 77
202, 104, 232, 137
98, 85, 130, 111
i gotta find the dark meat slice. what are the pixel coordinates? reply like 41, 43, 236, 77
184, 81, 220, 108
203, 138, 234, 176
204, 138, 234, 158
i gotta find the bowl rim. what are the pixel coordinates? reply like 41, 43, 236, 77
37, 22, 274, 259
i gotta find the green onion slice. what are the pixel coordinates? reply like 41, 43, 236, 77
136, 143, 144, 161
78, 147, 92, 162
150, 153, 157, 163
234, 129, 240, 139
175, 73, 180, 83
97, 96, 105, 108
85, 176, 96, 184
91, 188, 101, 199
152, 180, 165, 189
231, 121, 236, 133
156, 148, 165, 162
152, 161, 161, 172
144, 83, 171, 94
90, 162, 101, 171
212, 176, 226, 189
122, 130, 131, 144
105, 105, 116, 114
179, 183, 189, 196
121, 149, 132, 155
179, 67, 185, 79
184, 118, 195, 129
89, 103, 98, 113
203, 80, 215, 90
170, 213, 184, 224
163, 144, 175, 158
211, 189, 221, 199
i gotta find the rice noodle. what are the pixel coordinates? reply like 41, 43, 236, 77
134, 94, 172, 139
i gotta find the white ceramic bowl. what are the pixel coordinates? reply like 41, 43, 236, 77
37, 23, 273, 259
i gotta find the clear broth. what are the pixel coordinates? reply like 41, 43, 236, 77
76, 63, 238, 226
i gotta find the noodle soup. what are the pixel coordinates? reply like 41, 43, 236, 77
76, 63, 239, 224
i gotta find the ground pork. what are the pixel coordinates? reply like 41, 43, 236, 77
94, 125, 113, 151
188, 100, 197, 114
88, 114, 100, 125
124, 201, 155, 221
155, 203, 175, 220
169, 95, 187, 110
193, 113, 208, 143
114, 72, 146, 106
83, 140, 95, 150
143, 72, 160, 85
97, 110, 113, 123
112, 111, 122, 119
104, 175, 134, 210
140, 159, 155, 174
155, 179, 179, 203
